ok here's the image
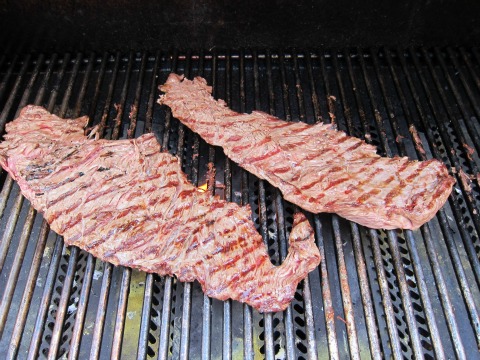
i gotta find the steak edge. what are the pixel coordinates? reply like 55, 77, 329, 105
0, 105, 321, 312
159, 74, 455, 230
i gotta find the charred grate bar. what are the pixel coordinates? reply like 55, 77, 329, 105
0, 48, 479, 359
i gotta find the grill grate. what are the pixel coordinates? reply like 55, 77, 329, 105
0, 48, 479, 359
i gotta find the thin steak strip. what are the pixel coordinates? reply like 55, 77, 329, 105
159, 74, 455, 230
0, 105, 320, 312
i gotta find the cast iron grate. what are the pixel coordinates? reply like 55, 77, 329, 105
0, 48, 479, 359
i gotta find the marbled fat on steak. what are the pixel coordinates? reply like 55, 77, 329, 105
0, 105, 320, 312
159, 74, 455, 230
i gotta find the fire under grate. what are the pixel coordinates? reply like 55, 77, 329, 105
0, 48, 479, 359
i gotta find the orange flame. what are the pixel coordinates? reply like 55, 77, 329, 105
197, 183, 208, 192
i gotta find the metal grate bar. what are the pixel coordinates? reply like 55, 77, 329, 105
213, 50, 233, 360
359, 48, 429, 359
446, 49, 480, 286
291, 51, 323, 359
0, 206, 36, 336
0, 53, 51, 358
377, 48, 479, 358
0, 54, 19, 110
323, 52, 362, 359
199, 50, 213, 360
17, 54, 46, 109
21, 53, 71, 359
423, 222, 468, 358
46, 51, 84, 360
350, 223, 383, 360
110, 51, 139, 359
320, 51, 363, 359
46, 53, 71, 113
160, 51, 178, 151
34, 54, 58, 106
312, 51, 341, 360
276, 51, 307, 359
437, 48, 480, 154
416, 48, 480, 348
438, 206, 480, 341
305, 52, 322, 123
47, 247, 79, 359
0, 175, 14, 219
178, 51, 193, 360
111, 52, 134, 139
237, 49, 255, 360
59, 52, 83, 116
463, 48, 480, 90
429, 49, 480, 235
137, 272, 154, 360
0, 54, 35, 223
88, 52, 122, 360
368, 228, 404, 359
396, 48, 470, 358
111, 268, 132, 358
383, 48, 448, 359
331, 51, 383, 360
218, 50, 229, 360
251, 49, 275, 360
0, 189, 24, 273
97, 52, 120, 138
112, 51, 148, 360
89, 260, 113, 359
67, 51, 99, 360
0, 55, 54, 357
6, 220, 49, 359
157, 274, 173, 360
268, 50, 297, 360
68, 253, 94, 360
137, 50, 162, 360
338, 49, 394, 358
332, 216, 361, 359
313, 217, 339, 359
157, 51, 179, 360
0, 53, 31, 134
73, 52, 95, 117
447, 48, 480, 144
367, 49, 430, 359
416, 48, 480, 232
27, 236, 63, 359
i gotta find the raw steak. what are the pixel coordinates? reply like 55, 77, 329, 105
0, 105, 320, 312
159, 74, 455, 230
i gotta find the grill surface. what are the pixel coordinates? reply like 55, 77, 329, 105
0, 48, 479, 359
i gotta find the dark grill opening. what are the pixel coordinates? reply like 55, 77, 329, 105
0, 48, 479, 359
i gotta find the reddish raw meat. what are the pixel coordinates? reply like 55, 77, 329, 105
159, 74, 455, 230
0, 105, 320, 312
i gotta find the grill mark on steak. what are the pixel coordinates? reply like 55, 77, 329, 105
82, 175, 126, 204
159, 74, 456, 230
47, 181, 94, 207
0, 105, 320, 313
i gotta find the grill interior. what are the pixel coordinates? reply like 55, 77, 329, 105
0, 48, 480, 359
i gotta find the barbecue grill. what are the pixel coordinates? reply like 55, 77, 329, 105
0, 3, 480, 359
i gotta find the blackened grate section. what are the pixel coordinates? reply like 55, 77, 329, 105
0, 48, 479, 360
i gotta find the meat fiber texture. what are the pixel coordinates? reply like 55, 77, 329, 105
159, 74, 456, 230
0, 105, 321, 312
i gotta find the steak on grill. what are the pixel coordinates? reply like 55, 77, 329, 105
0, 105, 321, 312
159, 74, 455, 230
